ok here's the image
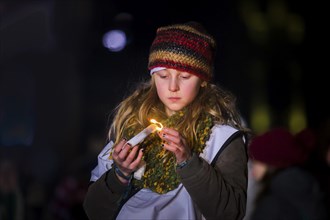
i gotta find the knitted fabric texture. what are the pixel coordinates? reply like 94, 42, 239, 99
148, 21, 216, 81
123, 110, 213, 194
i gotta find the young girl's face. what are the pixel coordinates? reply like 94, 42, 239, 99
153, 68, 203, 116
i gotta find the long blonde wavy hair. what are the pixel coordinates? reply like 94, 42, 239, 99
108, 75, 248, 146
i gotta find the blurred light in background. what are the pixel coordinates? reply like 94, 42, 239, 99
102, 29, 127, 52
250, 103, 271, 135
102, 12, 133, 52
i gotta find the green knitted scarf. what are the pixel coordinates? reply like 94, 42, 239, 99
124, 110, 213, 194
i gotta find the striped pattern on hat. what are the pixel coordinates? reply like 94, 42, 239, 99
148, 22, 216, 81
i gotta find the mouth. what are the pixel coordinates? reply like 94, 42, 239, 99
168, 97, 181, 102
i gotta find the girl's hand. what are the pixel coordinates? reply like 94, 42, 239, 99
158, 128, 191, 164
112, 139, 143, 183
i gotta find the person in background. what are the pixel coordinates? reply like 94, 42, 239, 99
83, 21, 251, 220
294, 124, 330, 217
248, 127, 328, 220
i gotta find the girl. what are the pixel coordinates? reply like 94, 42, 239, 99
83, 21, 250, 220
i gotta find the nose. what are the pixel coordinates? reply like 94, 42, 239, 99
169, 77, 179, 92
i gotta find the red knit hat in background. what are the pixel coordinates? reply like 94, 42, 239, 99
148, 21, 216, 82
294, 127, 317, 155
248, 128, 306, 169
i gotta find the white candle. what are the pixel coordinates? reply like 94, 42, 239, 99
126, 120, 163, 147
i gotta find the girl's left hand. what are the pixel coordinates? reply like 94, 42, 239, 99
158, 127, 191, 164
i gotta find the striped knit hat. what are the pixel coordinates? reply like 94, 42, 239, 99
148, 21, 216, 81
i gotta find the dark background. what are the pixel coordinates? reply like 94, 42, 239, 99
0, 0, 327, 219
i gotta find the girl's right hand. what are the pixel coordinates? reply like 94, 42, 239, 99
111, 139, 144, 183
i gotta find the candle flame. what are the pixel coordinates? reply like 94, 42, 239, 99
150, 119, 163, 131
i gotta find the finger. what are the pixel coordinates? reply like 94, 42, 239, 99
160, 130, 181, 144
116, 143, 134, 164
162, 127, 179, 136
118, 145, 139, 166
119, 147, 144, 173
113, 147, 130, 164
113, 139, 127, 155
124, 146, 140, 164
128, 148, 144, 170
163, 142, 191, 164
163, 142, 181, 154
